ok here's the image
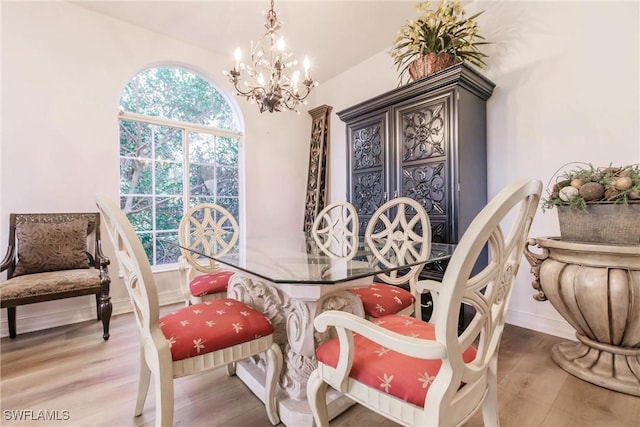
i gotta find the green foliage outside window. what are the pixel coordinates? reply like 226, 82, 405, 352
119, 67, 240, 266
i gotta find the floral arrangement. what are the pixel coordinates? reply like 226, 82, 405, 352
542, 163, 640, 210
390, 0, 489, 84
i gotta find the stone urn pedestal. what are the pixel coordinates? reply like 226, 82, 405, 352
525, 237, 640, 396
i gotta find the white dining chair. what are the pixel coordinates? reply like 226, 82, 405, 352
351, 197, 432, 319
311, 201, 360, 259
307, 179, 542, 427
96, 194, 282, 427
178, 203, 239, 306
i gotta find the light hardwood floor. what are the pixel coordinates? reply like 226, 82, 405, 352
1, 306, 638, 427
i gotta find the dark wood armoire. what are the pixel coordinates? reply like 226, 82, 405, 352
338, 63, 495, 319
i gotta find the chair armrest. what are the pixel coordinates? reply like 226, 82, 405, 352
416, 279, 442, 295
314, 310, 447, 360
1, 244, 15, 273
96, 239, 110, 268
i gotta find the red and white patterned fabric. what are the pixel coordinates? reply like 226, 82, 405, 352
315, 314, 477, 407
189, 270, 234, 297
159, 298, 274, 361
351, 283, 414, 318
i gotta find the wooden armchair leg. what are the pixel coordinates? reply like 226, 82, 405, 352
94, 294, 101, 320
99, 295, 112, 341
7, 306, 17, 339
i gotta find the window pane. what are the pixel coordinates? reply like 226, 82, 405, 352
120, 158, 152, 195
189, 132, 216, 163
216, 166, 239, 196
215, 136, 239, 165
155, 161, 183, 195
121, 196, 153, 232
154, 126, 183, 162
189, 196, 216, 207
120, 120, 152, 158
156, 231, 180, 264
216, 197, 239, 219
156, 197, 183, 231
138, 232, 154, 265
189, 164, 215, 196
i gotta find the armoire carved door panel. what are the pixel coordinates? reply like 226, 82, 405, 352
348, 112, 389, 236
397, 92, 452, 243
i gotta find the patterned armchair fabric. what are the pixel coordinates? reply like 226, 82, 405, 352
0, 213, 112, 340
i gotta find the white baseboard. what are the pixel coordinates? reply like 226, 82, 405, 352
0, 290, 185, 338
506, 308, 577, 341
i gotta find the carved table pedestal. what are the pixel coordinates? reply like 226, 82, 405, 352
525, 237, 640, 396
227, 273, 368, 427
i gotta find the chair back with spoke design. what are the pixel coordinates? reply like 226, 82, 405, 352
351, 197, 431, 318
311, 201, 359, 259
96, 194, 282, 427
307, 179, 542, 427
178, 203, 239, 305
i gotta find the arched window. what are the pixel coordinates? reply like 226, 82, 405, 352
119, 66, 241, 268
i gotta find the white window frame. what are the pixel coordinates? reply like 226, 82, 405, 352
118, 111, 243, 272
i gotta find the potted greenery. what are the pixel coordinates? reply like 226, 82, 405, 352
389, 0, 489, 85
542, 163, 640, 245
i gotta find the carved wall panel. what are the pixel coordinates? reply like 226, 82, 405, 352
303, 105, 332, 233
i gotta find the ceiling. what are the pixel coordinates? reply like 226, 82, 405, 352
71, 1, 416, 83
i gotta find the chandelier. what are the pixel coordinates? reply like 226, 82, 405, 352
224, 0, 318, 113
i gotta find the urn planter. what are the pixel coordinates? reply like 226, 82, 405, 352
525, 236, 640, 396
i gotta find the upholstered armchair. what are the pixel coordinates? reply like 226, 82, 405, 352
0, 213, 112, 340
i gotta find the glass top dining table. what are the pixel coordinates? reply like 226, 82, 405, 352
173, 232, 456, 285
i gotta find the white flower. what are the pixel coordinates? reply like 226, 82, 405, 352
418, 372, 435, 388
375, 347, 390, 357
378, 373, 393, 392
232, 323, 243, 333
193, 338, 205, 353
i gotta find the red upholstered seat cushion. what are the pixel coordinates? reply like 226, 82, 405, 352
351, 283, 414, 317
189, 270, 234, 297
160, 298, 273, 361
315, 314, 477, 407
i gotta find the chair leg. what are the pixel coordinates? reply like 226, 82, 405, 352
98, 293, 112, 341
7, 307, 17, 338
95, 294, 101, 320
225, 362, 236, 377
264, 342, 283, 425
155, 367, 174, 427
307, 370, 330, 427
482, 355, 500, 427
135, 350, 151, 417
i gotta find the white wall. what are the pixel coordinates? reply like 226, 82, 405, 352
0, 1, 311, 336
316, 0, 640, 339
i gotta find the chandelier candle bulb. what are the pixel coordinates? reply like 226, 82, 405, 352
234, 48, 241, 71
304, 56, 310, 79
